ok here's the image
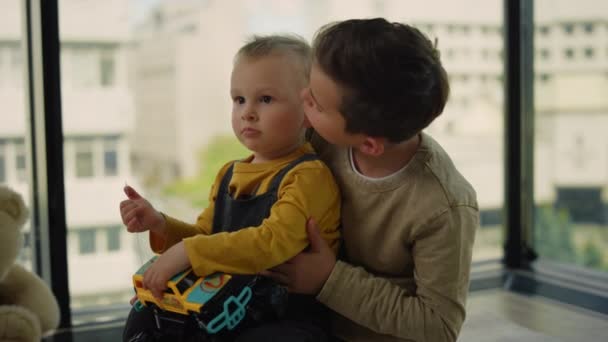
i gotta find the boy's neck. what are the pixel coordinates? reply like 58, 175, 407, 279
352, 134, 420, 178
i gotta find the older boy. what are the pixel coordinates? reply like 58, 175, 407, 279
264, 18, 479, 342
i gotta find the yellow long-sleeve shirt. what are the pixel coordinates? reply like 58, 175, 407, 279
150, 143, 341, 277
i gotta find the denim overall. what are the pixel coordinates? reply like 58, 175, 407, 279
123, 154, 328, 342
211, 153, 329, 340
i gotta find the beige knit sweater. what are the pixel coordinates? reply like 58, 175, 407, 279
312, 132, 479, 342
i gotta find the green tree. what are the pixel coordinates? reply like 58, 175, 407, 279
579, 240, 604, 269
534, 206, 577, 263
164, 135, 248, 207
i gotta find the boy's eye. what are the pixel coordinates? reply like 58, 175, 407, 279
233, 96, 245, 104
260, 95, 272, 104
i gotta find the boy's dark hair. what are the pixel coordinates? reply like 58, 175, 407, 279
312, 18, 450, 143
236, 34, 311, 87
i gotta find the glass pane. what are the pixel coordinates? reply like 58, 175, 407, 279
61, 0, 504, 323
59, 0, 142, 317
534, 0, 608, 273
131, 0, 504, 260
0, 0, 32, 269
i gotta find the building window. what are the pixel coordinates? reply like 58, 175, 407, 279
563, 23, 574, 34
103, 137, 118, 176
78, 229, 96, 254
584, 47, 594, 59
540, 48, 550, 59
75, 139, 94, 178
539, 73, 551, 82
539, 25, 550, 35
0, 141, 5, 183
106, 226, 121, 252
100, 50, 115, 87
564, 48, 575, 59
583, 22, 594, 34
15, 140, 26, 182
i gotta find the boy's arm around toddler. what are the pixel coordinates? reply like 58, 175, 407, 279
317, 205, 478, 342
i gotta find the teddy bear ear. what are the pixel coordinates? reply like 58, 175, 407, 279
0, 186, 29, 227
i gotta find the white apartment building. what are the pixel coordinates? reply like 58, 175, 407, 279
0, 0, 141, 308
129, 0, 246, 184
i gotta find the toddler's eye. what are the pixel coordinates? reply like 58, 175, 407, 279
260, 95, 272, 104
233, 96, 245, 104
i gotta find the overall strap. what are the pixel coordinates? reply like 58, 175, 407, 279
212, 162, 236, 233
216, 162, 236, 199
266, 154, 318, 194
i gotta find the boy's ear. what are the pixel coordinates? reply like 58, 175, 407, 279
358, 136, 385, 156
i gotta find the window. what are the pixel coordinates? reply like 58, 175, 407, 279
100, 49, 115, 87
540, 49, 550, 59
106, 226, 121, 252
0, 141, 5, 183
534, 0, 608, 274
60, 0, 505, 322
539, 25, 550, 35
103, 137, 118, 176
75, 139, 94, 178
78, 229, 96, 254
563, 23, 574, 34
15, 140, 26, 182
539, 73, 551, 82
1, 1, 30, 272
564, 48, 575, 59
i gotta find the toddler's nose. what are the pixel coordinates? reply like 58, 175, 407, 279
242, 110, 258, 121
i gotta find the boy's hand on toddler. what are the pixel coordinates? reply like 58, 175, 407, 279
119, 185, 166, 234
261, 218, 335, 295
143, 241, 191, 300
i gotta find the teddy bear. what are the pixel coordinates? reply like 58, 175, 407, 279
0, 185, 60, 342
